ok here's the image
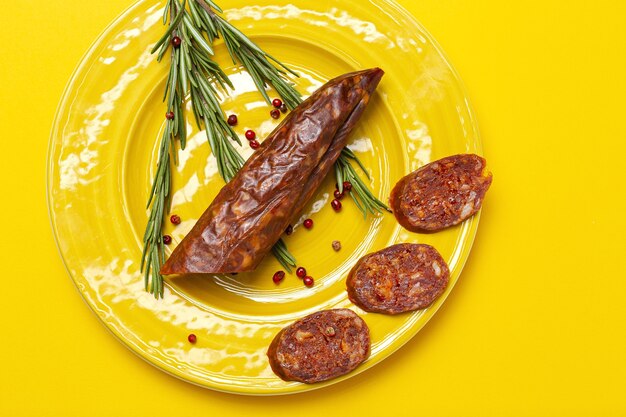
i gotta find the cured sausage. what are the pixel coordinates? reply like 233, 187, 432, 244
390, 154, 492, 232
346, 243, 449, 314
160, 68, 384, 275
267, 309, 370, 383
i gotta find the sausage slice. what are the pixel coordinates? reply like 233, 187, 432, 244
267, 309, 370, 383
390, 154, 492, 232
346, 243, 449, 314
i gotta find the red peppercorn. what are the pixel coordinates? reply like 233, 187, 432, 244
273, 270, 286, 284
188, 334, 197, 344
303, 276, 314, 287
270, 109, 280, 119
170, 214, 181, 225
296, 267, 306, 278
333, 189, 344, 200
163, 235, 172, 245
331, 199, 342, 211
343, 181, 352, 192
303, 218, 313, 229
165, 111, 175, 120
272, 98, 283, 108
280, 103, 288, 113
285, 224, 293, 235
245, 129, 256, 140
227, 114, 238, 126
249, 139, 260, 149
172, 36, 182, 48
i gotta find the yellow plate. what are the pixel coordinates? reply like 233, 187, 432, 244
48, 0, 483, 394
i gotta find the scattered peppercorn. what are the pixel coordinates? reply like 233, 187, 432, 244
332, 240, 342, 251
343, 181, 353, 192
163, 235, 172, 245
272, 98, 283, 108
172, 36, 182, 48
331, 199, 342, 211
245, 129, 256, 140
280, 103, 288, 113
303, 276, 314, 287
273, 270, 286, 284
333, 189, 344, 200
170, 214, 181, 225
303, 218, 313, 229
270, 109, 281, 119
165, 111, 175, 120
296, 267, 306, 278
188, 333, 197, 343
249, 139, 260, 149
227, 114, 238, 126
285, 224, 293, 235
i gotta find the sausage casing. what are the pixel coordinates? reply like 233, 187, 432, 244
161, 68, 383, 274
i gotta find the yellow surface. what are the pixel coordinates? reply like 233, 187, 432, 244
1, 0, 625, 415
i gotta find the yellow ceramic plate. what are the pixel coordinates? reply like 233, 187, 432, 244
48, 0, 482, 394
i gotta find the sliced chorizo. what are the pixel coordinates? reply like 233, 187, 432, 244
346, 243, 449, 314
390, 154, 492, 232
267, 309, 370, 383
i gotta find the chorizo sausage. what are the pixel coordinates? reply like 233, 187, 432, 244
160, 68, 384, 275
267, 309, 370, 383
346, 243, 449, 314
390, 154, 492, 232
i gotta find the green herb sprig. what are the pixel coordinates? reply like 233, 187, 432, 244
142, 0, 388, 297
200, 1, 301, 109
142, 0, 297, 297
140, 1, 188, 298
336, 148, 391, 217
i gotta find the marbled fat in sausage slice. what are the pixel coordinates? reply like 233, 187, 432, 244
267, 309, 370, 383
390, 154, 492, 232
160, 68, 384, 275
346, 243, 449, 314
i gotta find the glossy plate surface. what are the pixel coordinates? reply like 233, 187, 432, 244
48, 0, 482, 394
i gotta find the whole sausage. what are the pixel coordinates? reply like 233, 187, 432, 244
390, 154, 492, 232
161, 68, 384, 274
267, 309, 370, 383
346, 243, 449, 314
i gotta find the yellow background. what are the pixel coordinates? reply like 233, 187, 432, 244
1, 0, 625, 415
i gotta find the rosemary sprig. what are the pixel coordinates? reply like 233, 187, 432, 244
271, 239, 298, 271
142, 0, 388, 297
140, 122, 172, 298
192, 1, 386, 217
142, 0, 300, 297
336, 148, 391, 218
192, 0, 302, 109
154, 0, 244, 181
141, 1, 188, 298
